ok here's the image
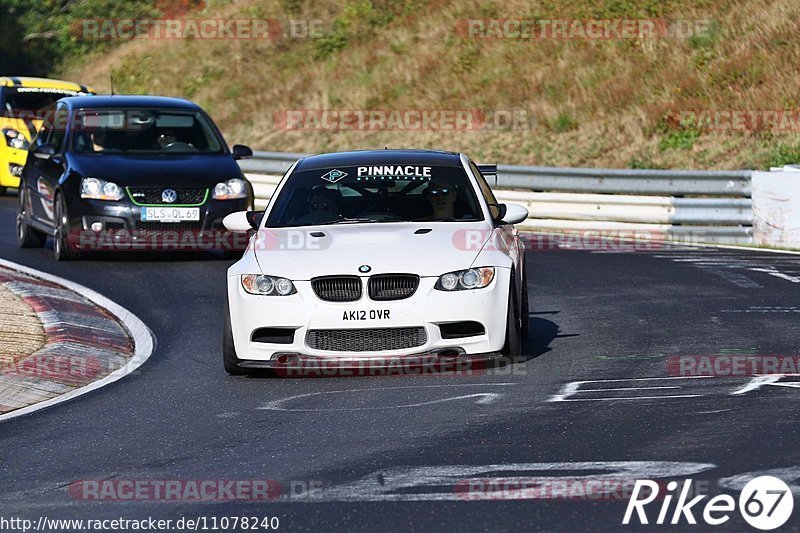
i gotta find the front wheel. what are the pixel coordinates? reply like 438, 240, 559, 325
53, 195, 80, 261
520, 268, 529, 341
223, 301, 247, 375
502, 282, 523, 357
17, 187, 47, 248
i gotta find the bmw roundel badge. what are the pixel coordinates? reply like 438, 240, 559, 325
358, 265, 371, 273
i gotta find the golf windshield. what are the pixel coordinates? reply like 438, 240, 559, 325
267, 165, 483, 227
71, 108, 224, 154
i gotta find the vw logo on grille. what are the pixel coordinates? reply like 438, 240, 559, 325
161, 189, 178, 203
358, 265, 371, 273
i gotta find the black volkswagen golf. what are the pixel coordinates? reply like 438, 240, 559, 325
16, 95, 254, 260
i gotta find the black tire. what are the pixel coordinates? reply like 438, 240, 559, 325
502, 281, 522, 357
520, 268, 530, 341
17, 187, 47, 248
0, 186, 7, 196
223, 301, 247, 375
53, 195, 80, 261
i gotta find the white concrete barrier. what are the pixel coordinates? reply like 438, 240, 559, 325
753, 166, 800, 248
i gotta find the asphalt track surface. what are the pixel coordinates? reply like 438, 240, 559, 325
0, 193, 798, 532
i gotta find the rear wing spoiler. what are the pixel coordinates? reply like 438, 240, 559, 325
477, 164, 498, 186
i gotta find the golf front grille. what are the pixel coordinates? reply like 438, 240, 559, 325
312, 276, 362, 302
128, 188, 207, 205
368, 274, 419, 301
306, 327, 427, 352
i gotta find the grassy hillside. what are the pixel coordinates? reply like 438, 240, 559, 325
55, 0, 800, 169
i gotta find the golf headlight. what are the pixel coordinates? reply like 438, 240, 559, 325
80, 177, 124, 201
2, 129, 29, 150
213, 178, 247, 200
435, 267, 494, 291
241, 274, 296, 296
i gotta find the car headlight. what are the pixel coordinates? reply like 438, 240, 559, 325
213, 178, 247, 200
241, 274, 296, 296
8, 164, 23, 177
2, 128, 29, 150
435, 267, 495, 291
80, 177, 124, 201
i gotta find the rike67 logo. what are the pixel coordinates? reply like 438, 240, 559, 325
623, 476, 794, 530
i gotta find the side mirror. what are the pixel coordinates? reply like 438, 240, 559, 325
223, 210, 263, 233
33, 143, 56, 160
246, 210, 264, 228
223, 211, 252, 233
232, 144, 253, 160
499, 203, 529, 225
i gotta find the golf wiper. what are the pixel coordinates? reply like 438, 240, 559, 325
318, 217, 380, 225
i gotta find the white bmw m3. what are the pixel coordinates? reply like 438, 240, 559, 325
222, 149, 529, 375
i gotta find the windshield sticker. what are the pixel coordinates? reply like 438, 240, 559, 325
320, 169, 348, 183
357, 166, 432, 180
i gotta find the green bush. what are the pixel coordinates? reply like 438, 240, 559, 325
763, 142, 800, 168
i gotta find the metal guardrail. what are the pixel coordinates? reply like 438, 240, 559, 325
239, 151, 755, 244
239, 151, 304, 175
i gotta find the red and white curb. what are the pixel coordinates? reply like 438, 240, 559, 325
0, 258, 154, 423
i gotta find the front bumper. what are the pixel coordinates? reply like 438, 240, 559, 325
227, 268, 512, 362
233, 351, 502, 377
66, 196, 252, 251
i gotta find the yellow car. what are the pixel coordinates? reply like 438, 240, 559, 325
1, 77, 95, 195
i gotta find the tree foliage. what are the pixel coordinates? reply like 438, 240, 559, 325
0, 0, 196, 75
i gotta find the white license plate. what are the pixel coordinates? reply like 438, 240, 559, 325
140, 207, 200, 222
342, 309, 391, 321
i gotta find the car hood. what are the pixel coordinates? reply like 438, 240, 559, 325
252, 221, 494, 279
68, 153, 242, 187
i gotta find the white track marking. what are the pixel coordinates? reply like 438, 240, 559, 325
719, 467, 800, 497
649, 246, 800, 287
549, 376, 715, 402
259, 383, 516, 411
558, 376, 714, 382
578, 386, 680, 392
732, 374, 800, 395
685, 242, 800, 256
0, 259, 155, 423
287, 462, 717, 502
695, 267, 762, 288
555, 395, 703, 402
747, 267, 800, 283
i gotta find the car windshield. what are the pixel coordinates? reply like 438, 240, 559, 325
70, 108, 225, 155
266, 164, 484, 227
2, 87, 87, 119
